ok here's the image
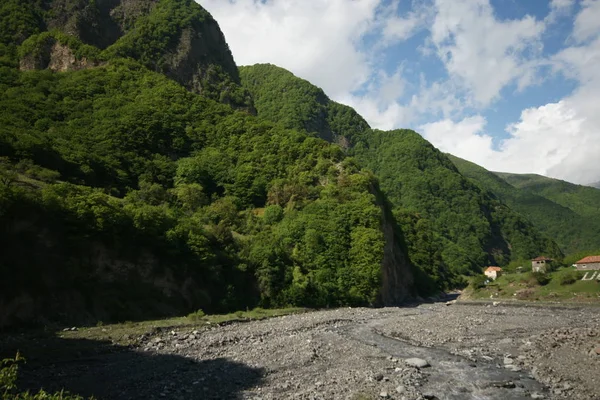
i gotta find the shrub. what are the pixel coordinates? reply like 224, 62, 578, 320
470, 275, 487, 289
1, 353, 89, 399
187, 309, 205, 321
531, 271, 550, 286
556, 269, 580, 286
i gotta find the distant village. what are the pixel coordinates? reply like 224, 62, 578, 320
484, 254, 600, 282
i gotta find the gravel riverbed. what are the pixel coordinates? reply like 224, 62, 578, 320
16, 302, 600, 400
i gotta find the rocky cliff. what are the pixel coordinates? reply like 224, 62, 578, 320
16, 0, 253, 109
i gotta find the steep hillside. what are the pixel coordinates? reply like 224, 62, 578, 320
239, 64, 562, 278
0, 0, 418, 328
450, 155, 600, 255
239, 64, 370, 146
497, 172, 600, 220
1, 0, 253, 109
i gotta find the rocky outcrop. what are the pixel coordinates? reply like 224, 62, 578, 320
20, 39, 101, 72
21, 0, 253, 109
373, 185, 416, 305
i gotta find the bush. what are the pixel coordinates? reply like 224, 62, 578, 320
1, 353, 89, 399
531, 271, 550, 286
556, 269, 580, 286
187, 309, 205, 321
470, 275, 487, 289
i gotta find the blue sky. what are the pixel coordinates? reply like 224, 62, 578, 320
199, 0, 600, 185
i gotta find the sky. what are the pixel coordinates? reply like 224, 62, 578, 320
197, 0, 600, 185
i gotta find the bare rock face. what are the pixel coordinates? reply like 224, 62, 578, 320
374, 185, 415, 305
20, 40, 101, 72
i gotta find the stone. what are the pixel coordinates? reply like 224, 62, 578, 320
488, 381, 516, 389
492, 301, 500, 306
373, 373, 384, 382
379, 391, 389, 398
505, 364, 522, 372
404, 358, 430, 368
530, 393, 545, 399
395, 385, 405, 394
503, 357, 514, 365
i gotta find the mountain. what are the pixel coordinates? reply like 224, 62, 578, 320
449, 155, 600, 255
0, 0, 418, 328
587, 181, 600, 189
239, 64, 562, 281
496, 173, 600, 220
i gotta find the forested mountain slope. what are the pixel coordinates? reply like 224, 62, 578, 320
450, 155, 600, 255
0, 0, 419, 328
239, 64, 562, 279
496, 172, 600, 221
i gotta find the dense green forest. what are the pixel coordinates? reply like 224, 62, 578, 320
0, 0, 420, 328
1, 0, 584, 329
450, 155, 600, 255
239, 64, 562, 281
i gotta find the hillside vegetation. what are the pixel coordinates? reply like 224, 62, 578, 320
0, 0, 419, 328
450, 155, 600, 255
239, 64, 562, 283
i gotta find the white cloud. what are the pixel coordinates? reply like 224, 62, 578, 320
429, 0, 546, 105
420, 100, 600, 184
572, 0, 600, 42
546, 0, 576, 23
198, 0, 381, 98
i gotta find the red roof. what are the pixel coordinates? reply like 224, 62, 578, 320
532, 256, 553, 261
485, 266, 502, 272
575, 255, 600, 264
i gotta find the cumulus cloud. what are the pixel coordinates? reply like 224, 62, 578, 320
199, 0, 381, 98
429, 0, 546, 106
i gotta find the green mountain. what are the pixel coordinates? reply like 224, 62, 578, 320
496, 173, 600, 220
449, 155, 600, 255
0, 0, 418, 328
239, 64, 562, 281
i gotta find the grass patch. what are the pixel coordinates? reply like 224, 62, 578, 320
59, 307, 307, 346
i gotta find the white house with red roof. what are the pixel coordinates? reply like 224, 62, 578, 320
574, 255, 600, 270
484, 266, 503, 280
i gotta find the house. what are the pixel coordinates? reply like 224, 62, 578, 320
531, 256, 553, 273
574, 255, 600, 270
484, 266, 503, 280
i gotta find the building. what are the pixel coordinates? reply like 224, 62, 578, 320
484, 266, 503, 280
531, 256, 553, 273
574, 256, 600, 270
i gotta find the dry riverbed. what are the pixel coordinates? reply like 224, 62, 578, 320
9, 302, 600, 400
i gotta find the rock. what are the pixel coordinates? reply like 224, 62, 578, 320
404, 358, 430, 368
373, 373, 384, 382
594, 347, 600, 355
423, 395, 438, 400
445, 300, 456, 306
395, 385, 405, 394
503, 356, 514, 365
488, 381, 516, 389
492, 301, 500, 306
530, 393, 545, 399
379, 391, 389, 398
504, 364, 522, 372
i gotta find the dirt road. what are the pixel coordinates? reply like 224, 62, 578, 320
14, 302, 600, 399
